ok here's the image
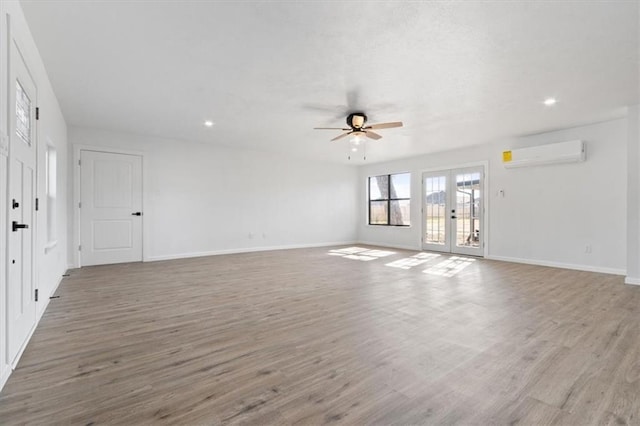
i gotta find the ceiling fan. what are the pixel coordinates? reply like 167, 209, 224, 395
314, 112, 403, 141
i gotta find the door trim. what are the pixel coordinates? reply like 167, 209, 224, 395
420, 161, 489, 258
72, 144, 145, 268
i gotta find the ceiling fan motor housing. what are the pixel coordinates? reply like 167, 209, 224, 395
347, 112, 367, 129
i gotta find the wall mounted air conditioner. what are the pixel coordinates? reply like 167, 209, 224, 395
502, 140, 585, 168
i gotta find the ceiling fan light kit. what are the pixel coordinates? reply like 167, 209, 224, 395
348, 135, 366, 161
314, 112, 403, 160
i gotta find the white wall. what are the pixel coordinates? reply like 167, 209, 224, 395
0, 1, 68, 389
68, 126, 358, 265
358, 118, 628, 275
627, 105, 640, 284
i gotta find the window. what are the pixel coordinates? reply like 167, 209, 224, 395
368, 172, 411, 226
45, 144, 57, 248
16, 80, 32, 145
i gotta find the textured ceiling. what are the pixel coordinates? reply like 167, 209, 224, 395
20, 1, 639, 164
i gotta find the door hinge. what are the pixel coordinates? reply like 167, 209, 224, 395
35, 289, 39, 302
78, 245, 82, 251
78, 202, 82, 208
35, 107, 40, 120
35, 198, 39, 211
78, 159, 81, 166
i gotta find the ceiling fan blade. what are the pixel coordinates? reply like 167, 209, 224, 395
314, 127, 351, 130
364, 121, 403, 130
331, 132, 351, 141
365, 130, 382, 140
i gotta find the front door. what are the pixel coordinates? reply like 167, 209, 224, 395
7, 39, 38, 366
80, 150, 143, 266
423, 166, 484, 256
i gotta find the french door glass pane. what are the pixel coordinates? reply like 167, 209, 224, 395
455, 172, 481, 248
425, 175, 446, 244
369, 201, 388, 224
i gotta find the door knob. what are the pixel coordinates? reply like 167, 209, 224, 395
12, 221, 28, 232
131, 212, 142, 216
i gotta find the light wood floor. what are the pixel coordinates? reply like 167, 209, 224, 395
1, 246, 639, 425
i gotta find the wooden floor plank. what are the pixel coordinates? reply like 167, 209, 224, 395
1, 245, 639, 425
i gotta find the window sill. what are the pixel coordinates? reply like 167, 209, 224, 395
44, 241, 58, 254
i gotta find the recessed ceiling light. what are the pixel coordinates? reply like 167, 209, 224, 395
543, 98, 557, 106
204, 120, 214, 127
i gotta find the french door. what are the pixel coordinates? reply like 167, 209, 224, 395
422, 166, 484, 256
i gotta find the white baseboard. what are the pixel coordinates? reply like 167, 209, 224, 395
145, 241, 358, 262
356, 241, 421, 252
51, 271, 65, 295
9, 318, 38, 370
2, 271, 67, 392
36, 296, 50, 322
36, 272, 64, 319
625, 277, 640, 285
486, 255, 626, 276
0, 364, 10, 392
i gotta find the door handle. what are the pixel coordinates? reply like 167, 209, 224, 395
131, 212, 142, 216
12, 221, 29, 232
451, 215, 457, 219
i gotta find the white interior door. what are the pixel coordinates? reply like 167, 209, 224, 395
423, 166, 484, 257
80, 150, 143, 266
7, 40, 37, 366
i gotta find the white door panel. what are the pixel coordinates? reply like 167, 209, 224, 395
92, 220, 133, 250
7, 39, 37, 366
80, 150, 142, 266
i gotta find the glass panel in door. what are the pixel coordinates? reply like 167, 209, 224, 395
452, 168, 483, 256
423, 173, 450, 252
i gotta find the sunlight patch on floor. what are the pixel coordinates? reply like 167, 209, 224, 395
328, 247, 396, 262
385, 252, 441, 270
423, 256, 476, 277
